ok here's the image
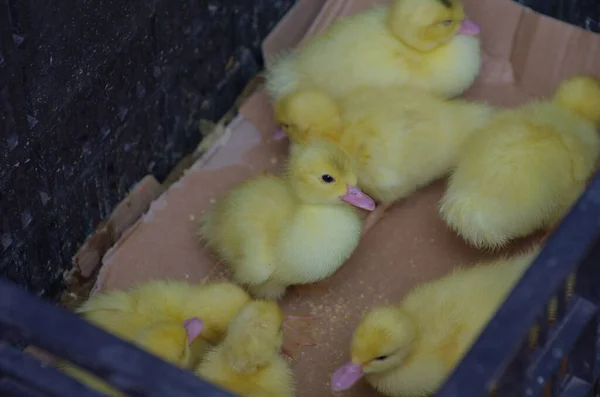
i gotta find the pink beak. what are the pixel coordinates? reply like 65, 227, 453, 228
273, 127, 287, 140
183, 317, 204, 344
331, 362, 365, 391
340, 185, 376, 211
458, 19, 480, 36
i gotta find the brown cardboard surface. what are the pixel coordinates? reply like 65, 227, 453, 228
92, 1, 600, 396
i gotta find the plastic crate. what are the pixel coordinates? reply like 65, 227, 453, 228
0, 277, 236, 396
2, 0, 600, 395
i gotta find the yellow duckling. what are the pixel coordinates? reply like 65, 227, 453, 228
331, 248, 537, 396
196, 301, 295, 397
439, 75, 600, 249
76, 280, 251, 366
273, 86, 492, 232
267, 0, 481, 141
200, 139, 376, 299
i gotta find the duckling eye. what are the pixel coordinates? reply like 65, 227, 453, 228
321, 174, 335, 183
374, 355, 389, 361
280, 123, 290, 129
439, 19, 453, 26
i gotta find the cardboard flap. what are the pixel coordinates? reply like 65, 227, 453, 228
512, 10, 600, 96
463, 0, 523, 61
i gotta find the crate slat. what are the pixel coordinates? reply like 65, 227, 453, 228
0, 342, 108, 397
526, 297, 598, 396
558, 376, 593, 397
435, 172, 600, 397
0, 378, 45, 397
0, 280, 234, 397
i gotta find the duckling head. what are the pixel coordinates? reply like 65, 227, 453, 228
222, 300, 285, 372
331, 306, 416, 391
273, 89, 343, 143
134, 317, 204, 367
186, 282, 252, 344
387, 0, 480, 52
286, 139, 375, 211
553, 75, 600, 126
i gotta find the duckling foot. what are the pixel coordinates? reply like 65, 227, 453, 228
362, 202, 392, 235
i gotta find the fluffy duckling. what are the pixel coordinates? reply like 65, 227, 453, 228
439, 75, 600, 249
196, 301, 295, 397
77, 280, 251, 367
274, 89, 344, 143
266, 0, 481, 123
135, 319, 204, 365
200, 138, 375, 299
331, 248, 537, 396
61, 318, 203, 396
274, 86, 493, 232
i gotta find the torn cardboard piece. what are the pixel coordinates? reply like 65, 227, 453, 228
91, 1, 600, 396
72, 175, 164, 278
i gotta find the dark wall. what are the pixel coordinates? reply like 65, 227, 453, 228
519, 0, 600, 32
0, 0, 294, 300
0, 0, 599, 302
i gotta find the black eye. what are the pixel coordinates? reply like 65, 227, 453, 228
321, 174, 335, 183
281, 123, 290, 129
374, 355, 389, 361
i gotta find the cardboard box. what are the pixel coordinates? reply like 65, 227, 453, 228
92, 1, 600, 396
